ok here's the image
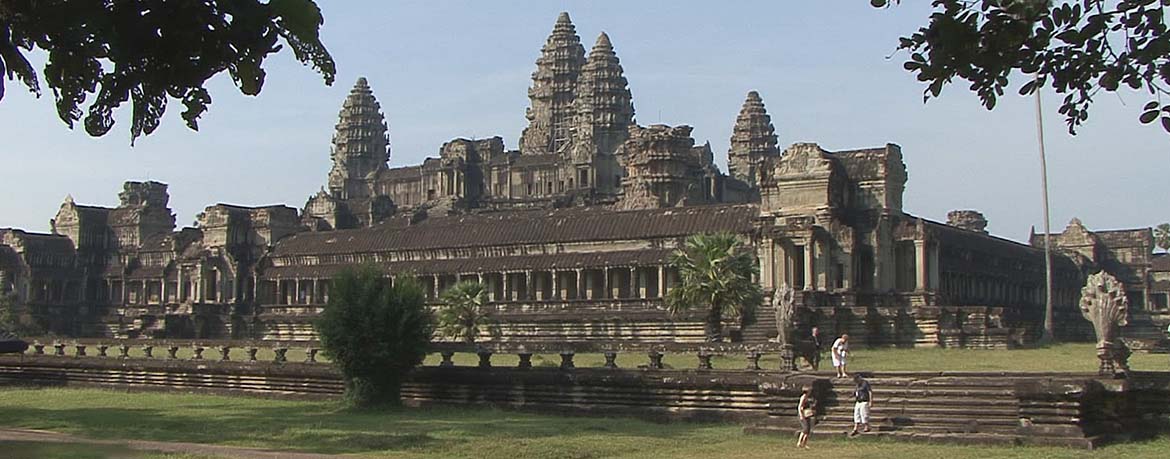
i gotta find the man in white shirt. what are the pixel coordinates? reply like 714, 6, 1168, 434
831, 334, 849, 378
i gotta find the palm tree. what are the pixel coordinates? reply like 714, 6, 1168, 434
437, 280, 497, 344
1154, 223, 1170, 253
665, 232, 764, 342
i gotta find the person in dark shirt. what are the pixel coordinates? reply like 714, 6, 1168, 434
849, 374, 872, 437
807, 326, 823, 371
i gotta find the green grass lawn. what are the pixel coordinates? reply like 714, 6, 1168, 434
420, 343, 1168, 373
0, 387, 1167, 459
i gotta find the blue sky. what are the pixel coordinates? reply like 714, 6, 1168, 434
0, 1, 1164, 241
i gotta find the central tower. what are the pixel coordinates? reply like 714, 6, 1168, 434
519, 12, 586, 155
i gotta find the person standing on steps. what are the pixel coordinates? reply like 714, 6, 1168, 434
849, 374, 872, 437
796, 385, 817, 449
807, 327, 823, 371
831, 333, 849, 378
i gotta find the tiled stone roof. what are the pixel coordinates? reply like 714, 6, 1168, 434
272, 204, 758, 256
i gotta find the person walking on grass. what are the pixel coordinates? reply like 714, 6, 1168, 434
849, 374, 872, 437
831, 333, 849, 378
796, 385, 817, 448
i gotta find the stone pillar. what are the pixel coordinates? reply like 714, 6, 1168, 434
915, 240, 928, 291
582, 270, 592, 300
929, 243, 940, 291
526, 271, 536, 301
803, 240, 815, 290
604, 267, 613, 299
503, 272, 512, 301
762, 238, 775, 290
842, 251, 854, 290
294, 279, 302, 304
196, 265, 204, 303
576, 269, 585, 300
552, 271, 561, 300
659, 265, 668, 297
637, 268, 648, 299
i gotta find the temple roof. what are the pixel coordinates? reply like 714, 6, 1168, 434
266, 248, 672, 278
1151, 253, 1169, 272
271, 203, 758, 256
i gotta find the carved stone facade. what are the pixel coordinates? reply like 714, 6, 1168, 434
2, 12, 1165, 346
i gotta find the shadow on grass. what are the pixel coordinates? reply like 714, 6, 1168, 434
0, 388, 729, 456
0, 440, 139, 459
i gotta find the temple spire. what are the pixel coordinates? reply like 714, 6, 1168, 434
327, 77, 390, 200
728, 90, 779, 189
520, 12, 586, 155
570, 32, 635, 194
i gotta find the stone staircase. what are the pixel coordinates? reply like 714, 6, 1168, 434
736, 305, 777, 344
745, 373, 1104, 448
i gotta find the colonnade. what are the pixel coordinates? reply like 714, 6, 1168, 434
263, 265, 680, 306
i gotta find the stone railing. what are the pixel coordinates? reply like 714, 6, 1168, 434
15, 338, 796, 371
23, 339, 322, 365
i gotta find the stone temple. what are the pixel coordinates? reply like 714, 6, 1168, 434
1, 13, 1166, 346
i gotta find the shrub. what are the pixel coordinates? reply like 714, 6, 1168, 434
316, 265, 434, 407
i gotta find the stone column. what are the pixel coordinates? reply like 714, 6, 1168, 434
576, 269, 586, 300
637, 268, 648, 299
842, 251, 854, 290
503, 272, 512, 301
803, 240, 815, 290
929, 242, 940, 291
762, 238, 775, 290
915, 240, 928, 291
816, 239, 829, 290
604, 267, 613, 299
658, 265, 668, 297
196, 265, 204, 303
552, 271, 561, 300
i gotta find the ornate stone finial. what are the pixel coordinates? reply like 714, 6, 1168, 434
1079, 271, 1131, 375
773, 284, 797, 346
327, 77, 390, 201
569, 31, 634, 193
728, 90, 779, 189
946, 210, 989, 234
520, 12, 586, 155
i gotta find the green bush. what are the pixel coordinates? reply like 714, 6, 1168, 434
316, 265, 434, 407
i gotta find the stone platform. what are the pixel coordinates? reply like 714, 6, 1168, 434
0, 342, 1167, 449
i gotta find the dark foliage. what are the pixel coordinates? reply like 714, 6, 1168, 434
875, 0, 1170, 134
0, 0, 335, 143
316, 265, 433, 407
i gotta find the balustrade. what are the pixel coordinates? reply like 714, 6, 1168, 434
559, 352, 575, 370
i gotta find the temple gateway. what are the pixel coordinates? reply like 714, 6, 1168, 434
2, 13, 1166, 347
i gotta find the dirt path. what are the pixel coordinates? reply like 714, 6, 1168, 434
0, 428, 358, 459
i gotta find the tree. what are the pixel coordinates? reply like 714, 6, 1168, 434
437, 280, 498, 345
316, 265, 433, 407
874, 0, 1170, 135
1155, 222, 1170, 253
0, 293, 41, 337
0, 0, 335, 143
665, 232, 764, 342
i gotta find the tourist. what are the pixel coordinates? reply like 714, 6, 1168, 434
831, 333, 849, 378
808, 326, 823, 371
796, 385, 817, 449
849, 374, 872, 437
